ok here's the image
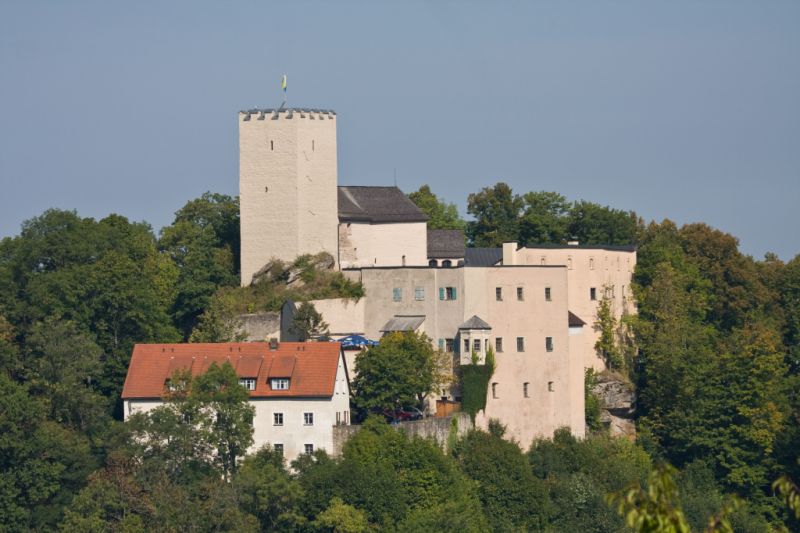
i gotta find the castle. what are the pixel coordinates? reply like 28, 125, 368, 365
238, 106, 636, 446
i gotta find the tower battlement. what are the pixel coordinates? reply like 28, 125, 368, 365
240, 108, 336, 121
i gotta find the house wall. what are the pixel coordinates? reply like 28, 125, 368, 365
124, 355, 351, 464
503, 245, 636, 371
239, 111, 339, 285
338, 222, 427, 269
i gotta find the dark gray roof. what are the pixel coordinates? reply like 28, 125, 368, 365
464, 247, 503, 267
427, 230, 466, 259
380, 315, 426, 332
458, 315, 492, 330
568, 311, 586, 327
338, 186, 428, 224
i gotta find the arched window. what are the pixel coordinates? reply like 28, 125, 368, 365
442, 259, 452, 267
429, 259, 438, 267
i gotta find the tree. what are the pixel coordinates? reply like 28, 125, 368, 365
594, 289, 624, 370
465, 182, 522, 247
518, 191, 570, 245
351, 332, 440, 416
567, 200, 640, 245
291, 301, 330, 341
407, 185, 465, 230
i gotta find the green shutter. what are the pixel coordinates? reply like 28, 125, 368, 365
438, 338, 445, 350
452, 287, 457, 300
439, 287, 445, 300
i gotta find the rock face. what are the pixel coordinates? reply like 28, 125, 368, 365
235, 312, 280, 341
250, 252, 336, 287
591, 372, 636, 439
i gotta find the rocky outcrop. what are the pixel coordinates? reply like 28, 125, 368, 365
591, 372, 636, 439
251, 252, 336, 287
235, 312, 280, 341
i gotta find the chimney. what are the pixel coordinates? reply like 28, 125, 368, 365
269, 338, 279, 351
502, 242, 518, 265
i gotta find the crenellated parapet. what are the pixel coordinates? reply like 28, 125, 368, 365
240, 108, 336, 121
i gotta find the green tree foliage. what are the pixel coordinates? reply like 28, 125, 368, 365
460, 347, 495, 419
567, 200, 642, 246
453, 427, 551, 530
159, 193, 240, 338
291, 301, 330, 341
351, 332, 440, 417
584, 369, 603, 433
519, 190, 571, 245
466, 182, 522, 247
407, 185, 465, 230
594, 289, 625, 370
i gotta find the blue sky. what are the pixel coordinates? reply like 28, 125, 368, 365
1, 1, 798, 259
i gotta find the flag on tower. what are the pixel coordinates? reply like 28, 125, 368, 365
281, 75, 287, 93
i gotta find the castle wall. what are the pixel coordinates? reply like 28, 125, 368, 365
239, 110, 338, 286
338, 221, 427, 269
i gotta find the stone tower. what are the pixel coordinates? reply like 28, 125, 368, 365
239, 108, 339, 286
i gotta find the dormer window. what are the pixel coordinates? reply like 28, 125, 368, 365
270, 378, 290, 390
239, 378, 256, 391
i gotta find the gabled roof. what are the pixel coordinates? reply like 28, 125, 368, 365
428, 229, 466, 259
458, 315, 492, 330
464, 247, 503, 267
338, 186, 428, 224
568, 311, 587, 327
121, 342, 342, 400
380, 315, 426, 332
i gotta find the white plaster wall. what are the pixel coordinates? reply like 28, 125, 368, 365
239, 112, 338, 286
338, 222, 427, 269
309, 298, 366, 335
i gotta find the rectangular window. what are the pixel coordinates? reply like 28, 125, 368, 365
336, 411, 341, 424
545, 287, 551, 301
496, 287, 502, 301
445, 287, 457, 300
464, 339, 470, 353
445, 338, 454, 353
304, 412, 314, 426
392, 287, 402, 302
438, 338, 445, 351
590, 287, 597, 301
548, 381, 554, 392
238, 378, 256, 391
274, 443, 283, 456
546, 337, 553, 352
344, 410, 350, 424
473, 339, 481, 353
414, 287, 425, 301
517, 337, 525, 352
273, 412, 284, 426
271, 378, 289, 390
492, 382, 498, 399
496, 337, 503, 352
485, 339, 489, 352
517, 287, 524, 301
523, 382, 529, 398
304, 443, 314, 454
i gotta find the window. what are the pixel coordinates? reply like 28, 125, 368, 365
463, 339, 470, 353
517, 287, 524, 301
304, 412, 314, 426
414, 287, 425, 301
429, 259, 438, 267
304, 443, 314, 454
442, 260, 452, 267
523, 382, 529, 398
392, 287, 402, 302
402, 255, 406, 266
548, 381, 554, 392
336, 411, 341, 424
545, 287, 551, 301
273, 412, 284, 426
589, 258, 595, 270
517, 337, 525, 352
540, 256, 546, 265
491, 382, 498, 399
473, 339, 481, 353
312, 139, 315, 151
496, 287, 503, 301
438, 338, 445, 351
546, 337, 553, 352
273, 443, 284, 456
485, 339, 489, 352
270, 140, 274, 151
496, 337, 503, 352
446, 287, 457, 300
344, 411, 349, 424
445, 338, 454, 353
239, 378, 256, 391
590, 287, 597, 301
270, 378, 289, 390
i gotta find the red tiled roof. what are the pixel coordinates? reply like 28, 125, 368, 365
121, 342, 342, 400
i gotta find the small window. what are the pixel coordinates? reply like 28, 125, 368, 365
590, 287, 597, 301
438, 338, 445, 351
517, 337, 525, 352
546, 337, 553, 352
463, 339, 469, 353
304, 412, 314, 426
415, 287, 425, 301
548, 381, 554, 392
239, 378, 256, 391
273, 413, 284, 426
523, 382, 529, 398
402, 255, 406, 266
589, 258, 595, 270
491, 382, 498, 399
517, 287, 524, 301
473, 339, 481, 353
271, 378, 289, 390
442, 259, 452, 267
496, 337, 503, 353
273, 443, 284, 456
567, 256, 573, 270
445, 338, 454, 353
545, 287, 551, 301
540, 256, 546, 265
336, 411, 341, 424
312, 139, 315, 151
496, 287, 503, 301
392, 287, 402, 302
485, 339, 489, 352
446, 287, 457, 300
270, 140, 274, 151
304, 443, 314, 454
429, 259, 438, 267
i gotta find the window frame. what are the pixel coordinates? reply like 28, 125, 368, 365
270, 378, 289, 390
496, 337, 503, 353
545, 287, 551, 301
414, 286, 425, 301
392, 287, 402, 302
273, 412, 284, 426
304, 443, 314, 455
517, 287, 524, 301
496, 287, 502, 301
238, 377, 256, 391
516, 337, 525, 352
546, 337, 554, 352
303, 412, 314, 426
